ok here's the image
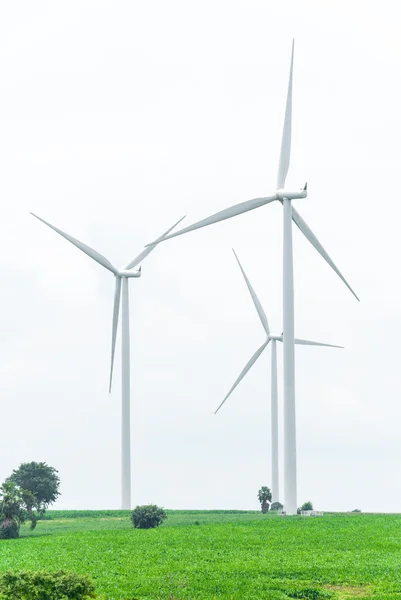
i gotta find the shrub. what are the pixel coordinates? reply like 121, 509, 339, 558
270, 502, 283, 511
0, 518, 20, 540
352, 508, 362, 513
285, 588, 333, 599
131, 505, 167, 529
298, 501, 314, 514
0, 571, 95, 600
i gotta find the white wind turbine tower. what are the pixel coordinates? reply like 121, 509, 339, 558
215, 249, 342, 504
31, 212, 184, 510
147, 41, 359, 515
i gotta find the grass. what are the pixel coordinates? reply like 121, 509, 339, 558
1, 511, 401, 599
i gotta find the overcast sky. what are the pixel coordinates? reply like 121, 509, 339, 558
1, 1, 400, 513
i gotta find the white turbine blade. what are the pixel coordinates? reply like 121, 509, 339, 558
294, 338, 343, 349
124, 215, 186, 270
277, 40, 294, 189
214, 340, 269, 415
145, 196, 277, 246
109, 276, 122, 393
291, 206, 360, 301
30, 213, 118, 275
232, 249, 270, 336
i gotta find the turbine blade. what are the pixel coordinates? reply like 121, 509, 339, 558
30, 213, 118, 275
291, 207, 360, 301
294, 338, 343, 349
214, 340, 269, 415
109, 277, 122, 393
145, 196, 277, 246
232, 249, 270, 336
277, 40, 294, 189
125, 215, 186, 270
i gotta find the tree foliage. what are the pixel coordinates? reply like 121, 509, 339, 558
257, 487, 272, 513
131, 505, 167, 529
257, 487, 272, 503
270, 501, 283, 512
7, 462, 60, 514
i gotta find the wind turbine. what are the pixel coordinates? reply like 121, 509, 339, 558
147, 41, 359, 514
31, 212, 185, 509
215, 249, 342, 504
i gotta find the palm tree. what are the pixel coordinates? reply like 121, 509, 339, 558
257, 486, 272, 513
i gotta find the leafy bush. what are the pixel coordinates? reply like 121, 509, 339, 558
352, 508, 361, 513
0, 571, 95, 600
0, 518, 20, 540
271, 502, 283, 511
131, 505, 167, 529
297, 501, 313, 513
284, 588, 333, 599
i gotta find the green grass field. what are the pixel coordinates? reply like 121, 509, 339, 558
1, 510, 401, 599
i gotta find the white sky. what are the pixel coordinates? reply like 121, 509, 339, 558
1, 0, 400, 513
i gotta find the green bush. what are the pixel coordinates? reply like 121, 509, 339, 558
284, 588, 332, 599
131, 505, 167, 529
297, 501, 313, 513
270, 502, 283, 511
0, 518, 20, 540
0, 571, 95, 600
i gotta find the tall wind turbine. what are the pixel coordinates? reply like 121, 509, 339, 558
147, 41, 358, 514
215, 249, 342, 504
31, 213, 184, 509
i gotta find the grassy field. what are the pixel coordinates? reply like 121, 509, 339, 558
1, 510, 401, 599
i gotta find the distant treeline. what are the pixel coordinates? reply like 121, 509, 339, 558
43, 509, 257, 520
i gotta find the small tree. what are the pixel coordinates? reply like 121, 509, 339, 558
0, 483, 29, 539
257, 486, 272, 513
7, 462, 60, 521
131, 505, 167, 529
270, 501, 283, 512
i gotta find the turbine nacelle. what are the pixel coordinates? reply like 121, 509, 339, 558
117, 269, 142, 278
276, 187, 307, 201
268, 335, 283, 342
